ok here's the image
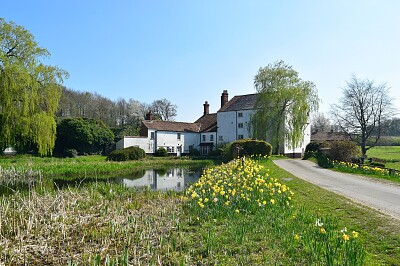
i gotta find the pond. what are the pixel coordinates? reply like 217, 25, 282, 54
116, 167, 203, 192
0, 167, 204, 196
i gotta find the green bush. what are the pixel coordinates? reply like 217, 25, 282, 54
305, 141, 323, 153
189, 148, 200, 156
155, 147, 168, 157
56, 118, 114, 155
64, 148, 78, 158
326, 140, 360, 162
107, 146, 145, 161
226, 139, 272, 160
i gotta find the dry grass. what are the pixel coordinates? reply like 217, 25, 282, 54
0, 184, 182, 265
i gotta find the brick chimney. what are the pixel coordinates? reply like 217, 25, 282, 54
221, 90, 228, 108
203, 101, 209, 115
145, 110, 153, 121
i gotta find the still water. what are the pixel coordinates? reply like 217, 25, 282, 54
116, 167, 203, 192
0, 167, 204, 195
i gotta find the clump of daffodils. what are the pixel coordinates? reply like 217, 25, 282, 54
183, 158, 293, 215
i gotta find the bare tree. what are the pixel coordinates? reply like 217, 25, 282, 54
331, 75, 395, 162
151, 98, 177, 121
311, 112, 331, 132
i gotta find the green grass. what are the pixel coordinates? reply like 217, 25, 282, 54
386, 162, 400, 170
367, 146, 400, 161
1, 157, 399, 265
266, 158, 400, 265
0, 155, 218, 177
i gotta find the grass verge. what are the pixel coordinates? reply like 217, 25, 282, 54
267, 158, 400, 265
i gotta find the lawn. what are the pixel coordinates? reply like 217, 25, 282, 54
367, 146, 400, 161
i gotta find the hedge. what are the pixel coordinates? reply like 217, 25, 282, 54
107, 146, 146, 161
225, 139, 272, 160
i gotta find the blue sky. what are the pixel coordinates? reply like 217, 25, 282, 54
4, 0, 400, 122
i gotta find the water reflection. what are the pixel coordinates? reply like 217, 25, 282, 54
117, 168, 202, 191
0, 167, 203, 196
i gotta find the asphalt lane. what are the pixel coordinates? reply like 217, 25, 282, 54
273, 159, 400, 220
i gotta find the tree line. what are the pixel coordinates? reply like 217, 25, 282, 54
57, 87, 177, 133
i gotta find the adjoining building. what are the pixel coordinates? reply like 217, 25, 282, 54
116, 90, 311, 157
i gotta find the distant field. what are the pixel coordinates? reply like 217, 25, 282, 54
386, 162, 400, 170
367, 146, 400, 161
376, 136, 400, 146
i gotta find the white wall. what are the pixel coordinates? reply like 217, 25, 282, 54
217, 111, 237, 144
116, 136, 155, 153
150, 131, 201, 154
217, 109, 254, 144
116, 130, 200, 154
183, 132, 200, 153
200, 132, 217, 145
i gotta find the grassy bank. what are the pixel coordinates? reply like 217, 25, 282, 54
267, 158, 400, 265
0, 155, 217, 177
2, 157, 399, 265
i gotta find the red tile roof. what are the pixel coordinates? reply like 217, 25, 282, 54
142, 120, 201, 132
194, 113, 217, 132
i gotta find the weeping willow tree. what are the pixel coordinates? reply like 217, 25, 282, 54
0, 18, 68, 156
250, 60, 319, 154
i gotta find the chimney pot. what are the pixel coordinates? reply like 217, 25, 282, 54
221, 90, 229, 108
146, 110, 153, 121
203, 101, 209, 115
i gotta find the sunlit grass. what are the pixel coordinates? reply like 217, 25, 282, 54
0, 155, 217, 177
367, 146, 400, 161
181, 157, 365, 265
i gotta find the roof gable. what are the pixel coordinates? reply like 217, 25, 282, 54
218, 93, 257, 112
194, 113, 217, 132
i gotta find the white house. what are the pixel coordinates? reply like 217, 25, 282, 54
217, 90, 310, 157
116, 108, 217, 156
116, 90, 310, 157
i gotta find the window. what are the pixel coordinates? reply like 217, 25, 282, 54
238, 123, 244, 128
210, 135, 214, 141
238, 112, 243, 118
167, 146, 174, 153
201, 146, 211, 155
202, 135, 206, 141
238, 134, 244, 140
177, 133, 181, 140
150, 132, 155, 139
218, 136, 223, 141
